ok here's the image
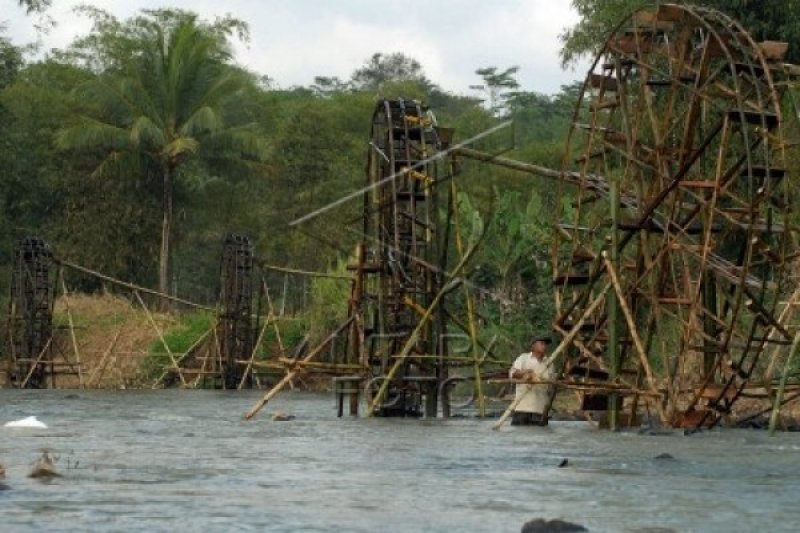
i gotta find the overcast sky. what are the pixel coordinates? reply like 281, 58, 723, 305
4, 0, 589, 95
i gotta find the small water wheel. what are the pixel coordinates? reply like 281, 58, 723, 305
6, 237, 54, 388
553, 4, 797, 428
217, 234, 256, 389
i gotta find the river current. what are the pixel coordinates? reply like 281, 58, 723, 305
1, 389, 799, 532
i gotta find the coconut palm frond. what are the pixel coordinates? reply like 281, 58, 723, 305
130, 115, 166, 148
57, 118, 132, 152
184, 70, 248, 116
180, 105, 223, 137
163, 136, 200, 158
75, 77, 151, 124
119, 77, 163, 128
89, 150, 126, 180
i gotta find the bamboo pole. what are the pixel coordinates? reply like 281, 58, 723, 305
244, 317, 355, 420
190, 344, 211, 388
769, 330, 800, 434
367, 240, 480, 416
57, 259, 213, 311
280, 274, 288, 316
489, 378, 663, 398
133, 290, 186, 387
451, 180, 486, 417
492, 283, 611, 430
602, 253, 667, 423
255, 359, 365, 371
214, 325, 224, 387
262, 277, 286, 356
607, 171, 621, 431
256, 261, 353, 280
764, 286, 800, 389
87, 327, 123, 387
59, 275, 84, 388
151, 327, 213, 388
20, 337, 53, 389
238, 317, 272, 390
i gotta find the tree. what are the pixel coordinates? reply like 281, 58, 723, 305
471, 66, 520, 117
16, 0, 50, 13
350, 52, 434, 92
560, 0, 800, 66
57, 10, 268, 297
310, 76, 352, 97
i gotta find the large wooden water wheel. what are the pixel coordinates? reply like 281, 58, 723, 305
553, 4, 797, 428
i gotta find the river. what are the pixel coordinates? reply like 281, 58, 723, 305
1, 389, 799, 532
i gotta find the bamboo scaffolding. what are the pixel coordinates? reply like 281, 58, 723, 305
133, 290, 186, 387
244, 316, 354, 420
450, 180, 486, 417
764, 286, 800, 388
602, 253, 667, 423
151, 327, 214, 389
19, 337, 53, 389
367, 239, 480, 416
59, 275, 84, 388
58, 259, 212, 311
86, 327, 123, 387
237, 317, 272, 390
190, 344, 211, 389
769, 330, 800, 433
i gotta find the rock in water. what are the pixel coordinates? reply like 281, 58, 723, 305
0, 464, 8, 491
4, 416, 48, 429
521, 518, 588, 532
557, 458, 569, 468
653, 453, 675, 460
29, 452, 60, 478
271, 411, 296, 421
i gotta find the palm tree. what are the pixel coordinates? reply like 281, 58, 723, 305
58, 15, 268, 296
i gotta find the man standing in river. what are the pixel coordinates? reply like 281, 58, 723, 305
509, 335, 554, 426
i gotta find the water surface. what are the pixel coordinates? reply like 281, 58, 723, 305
1, 390, 799, 532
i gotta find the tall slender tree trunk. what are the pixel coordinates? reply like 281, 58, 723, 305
159, 164, 173, 301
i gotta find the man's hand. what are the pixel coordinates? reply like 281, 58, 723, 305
513, 369, 537, 380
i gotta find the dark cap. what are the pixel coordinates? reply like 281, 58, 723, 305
532, 334, 552, 345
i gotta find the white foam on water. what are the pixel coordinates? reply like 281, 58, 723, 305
4, 416, 47, 429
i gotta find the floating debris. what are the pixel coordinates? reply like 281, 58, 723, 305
4, 416, 47, 429
29, 452, 60, 478
271, 411, 296, 422
653, 453, 675, 461
521, 518, 587, 532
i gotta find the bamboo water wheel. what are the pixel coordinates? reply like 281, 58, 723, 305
356, 99, 448, 416
216, 234, 257, 389
5, 237, 55, 388
553, 4, 798, 428
334, 97, 507, 418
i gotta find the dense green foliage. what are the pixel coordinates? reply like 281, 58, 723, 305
561, 0, 800, 65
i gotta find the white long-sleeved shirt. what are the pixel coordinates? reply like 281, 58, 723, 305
510, 352, 554, 413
